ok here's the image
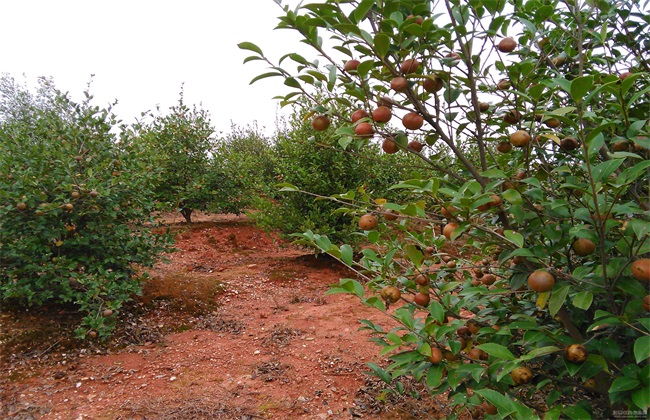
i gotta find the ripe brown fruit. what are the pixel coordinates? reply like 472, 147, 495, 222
612, 140, 629, 151
102, 309, 114, 317
619, 71, 632, 80
88, 331, 98, 338
503, 109, 522, 124
446, 260, 457, 269
354, 122, 374, 137
496, 141, 512, 153
74, 155, 83, 162
423, 75, 444, 93
443, 222, 459, 240
380, 285, 401, 303
414, 292, 431, 307
16, 202, 27, 211
527, 270, 555, 292
482, 401, 498, 415
358, 214, 378, 230
457, 326, 472, 339
564, 344, 589, 364
467, 321, 480, 335
351, 109, 369, 123
497, 79, 511, 90
481, 274, 497, 286
71, 191, 81, 199
63, 203, 74, 212
469, 348, 488, 360
407, 14, 424, 25
510, 366, 533, 385
344, 59, 360, 72
631, 259, 650, 282
408, 141, 424, 153
497, 37, 517, 53
510, 130, 531, 147
415, 273, 428, 286
382, 209, 399, 221
312, 115, 331, 131
490, 194, 502, 207
402, 112, 424, 130
89, 190, 99, 198
544, 117, 561, 128
560, 137, 579, 151
429, 347, 443, 364
441, 205, 458, 219
401, 58, 420, 74
378, 96, 396, 108
572, 238, 596, 256
446, 51, 461, 65
643, 295, 650, 311
382, 138, 400, 154
372, 106, 392, 123
390, 76, 409, 92
515, 171, 527, 180
478, 102, 490, 112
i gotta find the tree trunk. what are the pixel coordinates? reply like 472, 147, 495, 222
180, 207, 193, 224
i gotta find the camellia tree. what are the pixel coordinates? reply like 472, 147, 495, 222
0, 80, 172, 338
241, 0, 649, 418
137, 90, 219, 223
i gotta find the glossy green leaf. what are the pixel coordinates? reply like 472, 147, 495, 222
549, 285, 570, 317
477, 343, 516, 360
570, 75, 594, 102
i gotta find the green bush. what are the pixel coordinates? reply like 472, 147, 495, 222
0, 82, 172, 339
243, 0, 649, 418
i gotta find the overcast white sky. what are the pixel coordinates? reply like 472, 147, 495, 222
0, 0, 305, 134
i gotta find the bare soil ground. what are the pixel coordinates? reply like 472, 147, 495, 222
1, 213, 449, 419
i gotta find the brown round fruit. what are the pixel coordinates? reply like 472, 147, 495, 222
527, 270, 555, 292
382, 138, 400, 154
415, 273, 428, 286
312, 115, 331, 131
482, 401, 498, 415
490, 195, 502, 207
503, 109, 522, 124
478, 102, 490, 113
631, 259, 650, 282
89, 190, 99, 198
408, 141, 424, 153
390, 76, 408, 92
414, 292, 430, 307
510, 366, 533, 385
612, 140, 629, 151
619, 71, 632, 80
510, 130, 531, 147
481, 274, 497, 286
429, 347, 443, 364
497, 79, 511, 90
401, 58, 420, 74
467, 322, 480, 335
544, 117, 561, 128
402, 112, 424, 130
380, 285, 401, 303
643, 295, 650, 311
441, 205, 458, 219
584, 378, 598, 391
88, 331, 97, 338
358, 214, 378, 230
344, 59, 360, 72
497, 37, 517, 53
354, 122, 374, 137
572, 238, 596, 256
383, 209, 399, 221
71, 191, 81, 199
351, 109, 369, 123
469, 348, 488, 360
63, 203, 74, 212
564, 344, 589, 364
423, 75, 444, 93
372, 106, 392, 123
102, 309, 114, 317
496, 141, 512, 153
560, 137, 579, 151
443, 222, 459, 240
445, 51, 461, 65
16, 202, 27, 211
457, 326, 472, 338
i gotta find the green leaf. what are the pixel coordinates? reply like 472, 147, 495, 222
475, 389, 516, 418
631, 386, 650, 410
504, 230, 524, 248
634, 336, 650, 364
340, 244, 353, 266
374, 33, 390, 58
549, 285, 570, 317
276, 182, 299, 192
426, 365, 444, 389
477, 343, 516, 360
250, 72, 283, 85
562, 405, 592, 420
237, 41, 264, 56
609, 376, 641, 393
353, 0, 375, 23
520, 346, 561, 361
429, 301, 445, 324
405, 244, 424, 268
315, 235, 332, 252
502, 188, 523, 204
367, 362, 392, 384
570, 75, 594, 102
573, 291, 593, 310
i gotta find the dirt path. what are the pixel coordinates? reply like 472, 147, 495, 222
1, 213, 444, 419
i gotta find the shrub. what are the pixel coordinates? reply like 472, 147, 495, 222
243, 0, 649, 417
0, 81, 172, 338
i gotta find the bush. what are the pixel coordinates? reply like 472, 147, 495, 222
243, 0, 649, 418
0, 82, 172, 338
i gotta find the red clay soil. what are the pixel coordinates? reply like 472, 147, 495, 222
1, 213, 450, 419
